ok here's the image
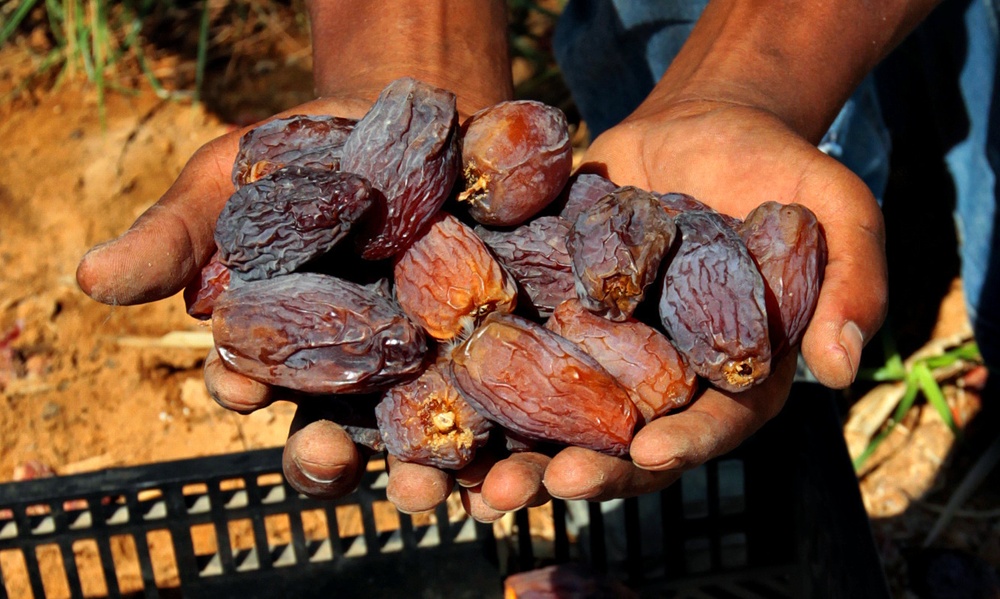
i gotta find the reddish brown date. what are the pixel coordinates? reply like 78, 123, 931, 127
738, 201, 827, 358
458, 100, 573, 226
504, 564, 638, 599
568, 186, 677, 321
375, 358, 491, 470
546, 299, 696, 424
212, 273, 428, 394
184, 250, 231, 320
232, 114, 356, 188
554, 172, 618, 223
448, 312, 638, 457
658, 211, 771, 392
341, 77, 460, 260
475, 216, 576, 318
394, 212, 518, 341
215, 166, 376, 282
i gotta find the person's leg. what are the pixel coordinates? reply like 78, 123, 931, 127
949, 0, 1000, 370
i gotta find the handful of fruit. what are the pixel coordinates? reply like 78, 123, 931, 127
186, 77, 827, 470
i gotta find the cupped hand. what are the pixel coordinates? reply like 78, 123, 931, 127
75, 95, 391, 502
481, 99, 887, 504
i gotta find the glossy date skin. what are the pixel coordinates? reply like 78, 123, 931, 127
393, 212, 518, 341
658, 210, 771, 392
215, 166, 376, 282
375, 359, 492, 470
546, 298, 696, 424
568, 186, 677, 321
738, 201, 827, 358
341, 77, 461, 260
553, 172, 618, 223
474, 216, 576, 318
457, 100, 573, 226
448, 312, 639, 457
212, 272, 428, 394
183, 250, 231, 320
232, 115, 356, 188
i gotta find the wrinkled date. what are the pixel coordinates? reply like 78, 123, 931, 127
184, 250, 231, 320
546, 299, 696, 424
568, 186, 677, 321
341, 77, 460, 260
375, 358, 491, 469
658, 211, 771, 392
212, 273, 428, 394
232, 115, 356, 188
457, 100, 573, 226
449, 312, 638, 456
215, 166, 376, 282
554, 172, 618, 223
475, 216, 576, 318
393, 212, 518, 341
738, 201, 827, 357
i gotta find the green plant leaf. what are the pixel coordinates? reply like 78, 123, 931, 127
913, 361, 961, 438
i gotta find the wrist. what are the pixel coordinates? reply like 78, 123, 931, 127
307, 0, 513, 117
634, 0, 939, 143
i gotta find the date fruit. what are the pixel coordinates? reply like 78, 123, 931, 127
658, 211, 771, 392
184, 250, 231, 320
475, 216, 576, 318
393, 212, 518, 341
738, 201, 827, 357
659, 192, 742, 229
375, 358, 491, 470
341, 77, 461, 260
554, 172, 618, 223
568, 186, 677, 321
457, 100, 573, 226
546, 299, 696, 424
212, 272, 428, 394
232, 115, 356, 187
215, 166, 376, 282
448, 312, 638, 456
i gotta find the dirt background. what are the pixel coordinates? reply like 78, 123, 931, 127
1, 2, 998, 598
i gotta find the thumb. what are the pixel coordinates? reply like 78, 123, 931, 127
799, 170, 888, 389
76, 133, 240, 305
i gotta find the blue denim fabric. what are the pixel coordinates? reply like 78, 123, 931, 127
554, 0, 999, 370
943, 0, 1000, 369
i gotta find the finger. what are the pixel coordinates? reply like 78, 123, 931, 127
629, 353, 797, 471
385, 455, 454, 514
479, 452, 551, 512
460, 484, 506, 523
203, 347, 275, 414
797, 159, 888, 388
283, 406, 367, 500
543, 447, 682, 501
454, 449, 503, 488
76, 134, 242, 306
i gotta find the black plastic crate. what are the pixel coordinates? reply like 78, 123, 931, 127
0, 383, 889, 598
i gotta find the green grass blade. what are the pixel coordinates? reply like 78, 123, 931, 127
854, 377, 921, 472
1, 0, 42, 46
913, 361, 960, 438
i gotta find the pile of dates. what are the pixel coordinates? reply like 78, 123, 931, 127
185, 77, 827, 470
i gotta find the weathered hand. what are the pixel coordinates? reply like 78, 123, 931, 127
470, 99, 886, 506
76, 96, 394, 502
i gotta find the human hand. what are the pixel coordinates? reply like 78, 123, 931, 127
459, 98, 886, 512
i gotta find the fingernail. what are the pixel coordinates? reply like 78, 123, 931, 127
294, 457, 346, 485
634, 457, 681, 471
839, 320, 863, 383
